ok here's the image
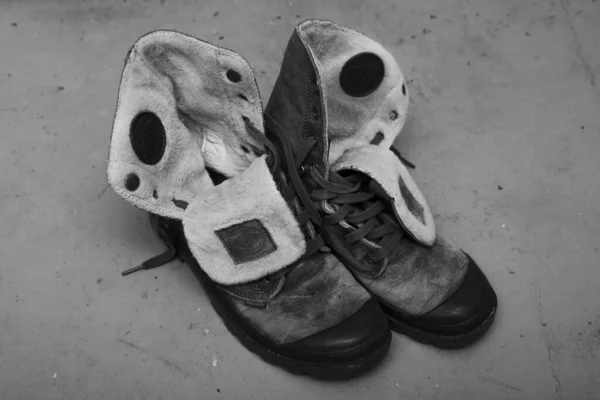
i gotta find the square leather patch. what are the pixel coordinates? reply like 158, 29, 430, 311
215, 219, 277, 265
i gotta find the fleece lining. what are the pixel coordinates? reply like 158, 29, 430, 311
182, 156, 306, 285
297, 20, 410, 164
108, 30, 264, 219
332, 145, 435, 246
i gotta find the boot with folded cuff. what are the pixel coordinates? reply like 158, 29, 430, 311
266, 20, 498, 349
106, 30, 391, 379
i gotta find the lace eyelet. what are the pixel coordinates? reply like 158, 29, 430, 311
307, 163, 320, 179
321, 200, 336, 214
312, 108, 319, 120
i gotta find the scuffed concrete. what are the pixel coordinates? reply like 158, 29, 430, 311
0, 0, 598, 399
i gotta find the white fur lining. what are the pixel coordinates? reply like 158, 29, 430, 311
107, 30, 264, 219
298, 20, 409, 164
332, 146, 435, 246
182, 156, 307, 285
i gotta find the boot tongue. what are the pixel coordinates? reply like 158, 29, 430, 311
182, 156, 307, 285
264, 24, 329, 177
286, 20, 410, 164
332, 146, 436, 246
107, 30, 265, 220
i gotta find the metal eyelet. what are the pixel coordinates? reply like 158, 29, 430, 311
321, 200, 336, 214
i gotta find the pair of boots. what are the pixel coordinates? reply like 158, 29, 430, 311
107, 20, 497, 379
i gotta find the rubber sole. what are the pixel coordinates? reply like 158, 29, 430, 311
183, 253, 392, 380
385, 305, 497, 349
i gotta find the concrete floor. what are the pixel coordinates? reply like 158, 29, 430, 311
1, 0, 599, 399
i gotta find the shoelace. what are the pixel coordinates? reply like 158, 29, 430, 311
310, 170, 407, 262
122, 216, 178, 276
254, 116, 413, 264
246, 116, 326, 260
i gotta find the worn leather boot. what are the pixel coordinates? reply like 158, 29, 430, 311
107, 30, 391, 378
267, 20, 497, 349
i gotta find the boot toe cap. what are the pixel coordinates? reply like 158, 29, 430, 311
415, 253, 498, 338
280, 298, 391, 364
384, 253, 498, 348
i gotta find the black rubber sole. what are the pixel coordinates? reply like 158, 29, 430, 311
384, 306, 497, 349
182, 253, 391, 380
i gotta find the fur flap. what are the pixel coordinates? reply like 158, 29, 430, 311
182, 156, 307, 285
297, 20, 409, 164
332, 145, 436, 246
108, 30, 264, 219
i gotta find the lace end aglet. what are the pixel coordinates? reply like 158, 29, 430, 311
121, 247, 178, 277
401, 158, 416, 169
121, 265, 144, 276
390, 147, 416, 169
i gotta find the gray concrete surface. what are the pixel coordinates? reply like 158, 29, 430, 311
1, 0, 599, 399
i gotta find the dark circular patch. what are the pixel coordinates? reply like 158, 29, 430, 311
340, 53, 385, 97
125, 173, 140, 191
226, 69, 242, 83
130, 112, 166, 165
